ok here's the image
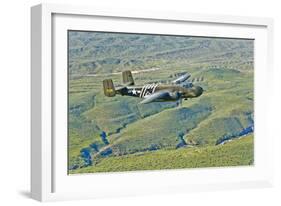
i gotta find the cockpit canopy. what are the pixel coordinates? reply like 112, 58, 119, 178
181, 82, 193, 88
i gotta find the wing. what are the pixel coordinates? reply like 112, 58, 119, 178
139, 90, 170, 104
172, 73, 191, 84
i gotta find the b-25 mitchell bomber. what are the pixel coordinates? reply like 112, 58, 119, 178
103, 70, 203, 104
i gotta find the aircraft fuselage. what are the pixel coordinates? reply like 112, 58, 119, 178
116, 83, 203, 101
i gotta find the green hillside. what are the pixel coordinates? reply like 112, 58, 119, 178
68, 31, 254, 173
71, 135, 254, 173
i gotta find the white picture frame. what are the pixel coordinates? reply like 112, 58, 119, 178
31, 3, 274, 202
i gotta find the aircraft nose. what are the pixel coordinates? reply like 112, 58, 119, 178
194, 86, 203, 97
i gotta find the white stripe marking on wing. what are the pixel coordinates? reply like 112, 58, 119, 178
141, 84, 149, 98
152, 84, 158, 93
140, 85, 145, 97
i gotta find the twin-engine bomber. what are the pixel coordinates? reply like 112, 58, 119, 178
103, 70, 203, 104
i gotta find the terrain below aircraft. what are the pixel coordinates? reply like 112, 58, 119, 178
103, 70, 203, 104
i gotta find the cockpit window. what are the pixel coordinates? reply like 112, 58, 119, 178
182, 82, 193, 88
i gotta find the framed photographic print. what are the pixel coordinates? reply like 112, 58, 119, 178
31, 3, 274, 201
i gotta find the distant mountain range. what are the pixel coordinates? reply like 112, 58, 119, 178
68, 31, 254, 77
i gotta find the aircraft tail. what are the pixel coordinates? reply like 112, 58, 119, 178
103, 79, 116, 97
122, 70, 134, 86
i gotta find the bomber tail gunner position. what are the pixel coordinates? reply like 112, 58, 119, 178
103, 70, 203, 104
